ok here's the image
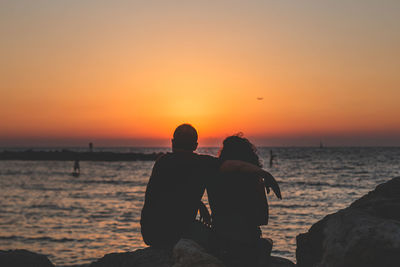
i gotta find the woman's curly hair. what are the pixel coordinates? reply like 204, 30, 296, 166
218, 133, 262, 167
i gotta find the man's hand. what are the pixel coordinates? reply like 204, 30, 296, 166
198, 201, 212, 227
263, 171, 282, 199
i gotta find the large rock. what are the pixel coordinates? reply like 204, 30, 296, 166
172, 239, 295, 266
270, 256, 296, 267
90, 241, 295, 267
0, 245, 294, 267
296, 177, 400, 267
0, 249, 55, 267
89, 247, 172, 267
172, 239, 224, 267
172, 238, 295, 267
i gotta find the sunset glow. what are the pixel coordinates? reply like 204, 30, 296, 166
1, 1, 399, 146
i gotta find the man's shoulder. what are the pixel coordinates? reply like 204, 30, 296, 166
195, 154, 222, 169
153, 152, 174, 165
155, 152, 219, 167
156, 152, 171, 160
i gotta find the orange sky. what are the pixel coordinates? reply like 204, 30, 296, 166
1, 1, 399, 146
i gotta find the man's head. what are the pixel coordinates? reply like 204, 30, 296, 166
172, 124, 198, 152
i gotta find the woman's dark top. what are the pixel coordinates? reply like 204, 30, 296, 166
207, 172, 268, 243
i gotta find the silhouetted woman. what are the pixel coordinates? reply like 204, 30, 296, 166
207, 134, 279, 266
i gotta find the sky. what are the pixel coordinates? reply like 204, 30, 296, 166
1, 0, 399, 147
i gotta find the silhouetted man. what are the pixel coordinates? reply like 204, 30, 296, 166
140, 124, 281, 249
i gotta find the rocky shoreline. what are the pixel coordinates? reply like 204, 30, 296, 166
1, 177, 399, 267
296, 176, 400, 267
0, 246, 295, 267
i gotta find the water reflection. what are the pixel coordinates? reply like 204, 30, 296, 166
0, 147, 399, 264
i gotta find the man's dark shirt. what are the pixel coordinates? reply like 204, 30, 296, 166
140, 151, 221, 247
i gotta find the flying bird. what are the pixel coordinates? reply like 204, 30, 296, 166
256, 97, 264, 100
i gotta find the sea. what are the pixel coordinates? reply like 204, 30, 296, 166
1, 147, 399, 266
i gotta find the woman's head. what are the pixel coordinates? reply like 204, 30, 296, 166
219, 133, 262, 167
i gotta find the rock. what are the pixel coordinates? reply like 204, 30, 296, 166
0, 249, 55, 267
270, 256, 296, 267
296, 177, 400, 267
172, 239, 224, 267
171, 239, 295, 267
0, 245, 295, 267
89, 247, 172, 267
88, 240, 295, 267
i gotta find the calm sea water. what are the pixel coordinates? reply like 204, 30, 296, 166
1, 147, 399, 265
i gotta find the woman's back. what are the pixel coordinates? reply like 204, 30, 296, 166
208, 172, 268, 242
207, 134, 269, 242
207, 134, 272, 266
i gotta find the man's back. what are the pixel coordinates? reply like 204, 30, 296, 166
140, 151, 220, 247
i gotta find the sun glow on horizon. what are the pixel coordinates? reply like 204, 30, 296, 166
1, 1, 400, 146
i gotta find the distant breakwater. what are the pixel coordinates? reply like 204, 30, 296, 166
0, 150, 162, 161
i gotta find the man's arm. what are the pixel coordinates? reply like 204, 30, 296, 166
219, 160, 282, 199
142, 157, 165, 207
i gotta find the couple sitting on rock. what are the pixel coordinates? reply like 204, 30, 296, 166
140, 124, 282, 266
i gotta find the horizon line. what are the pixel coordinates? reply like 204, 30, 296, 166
1, 145, 399, 148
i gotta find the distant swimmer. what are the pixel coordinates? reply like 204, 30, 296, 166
269, 150, 276, 167
73, 160, 80, 176
89, 142, 93, 152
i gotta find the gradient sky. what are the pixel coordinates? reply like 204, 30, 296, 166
1, 0, 399, 147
